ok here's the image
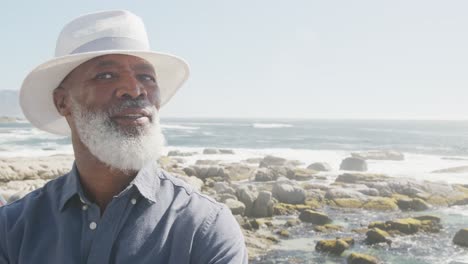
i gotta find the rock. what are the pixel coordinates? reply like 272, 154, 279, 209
307, 162, 332, 171
432, 166, 468, 173
315, 238, 351, 255
335, 173, 388, 184
236, 185, 258, 216
325, 188, 367, 200
351, 150, 404, 161
217, 193, 238, 203
175, 175, 204, 192
347, 253, 380, 264
167, 150, 197, 156
273, 203, 315, 215
0, 156, 73, 182
222, 163, 255, 181
276, 229, 290, 238
272, 182, 306, 204
299, 210, 332, 225
195, 160, 221, 165
397, 198, 430, 211
286, 168, 317, 181
259, 155, 287, 168
358, 188, 380, 197
213, 182, 236, 196
388, 218, 424, 234
182, 167, 196, 176
313, 224, 344, 233
219, 149, 235, 154
331, 198, 365, 209
252, 191, 274, 218
203, 148, 220, 154
243, 158, 263, 164
453, 229, 468, 247
193, 166, 226, 179
285, 218, 301, 227
255, 168, 278, 182
339, 157, 367, 171
365, 228, 391, 245
362, 198, 398, 211
224, 199, 245, 215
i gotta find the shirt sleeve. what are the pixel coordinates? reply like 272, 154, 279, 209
0, 208, 10, 264
192, 205, 248, 264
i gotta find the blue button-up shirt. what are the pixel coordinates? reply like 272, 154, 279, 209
0, 163, 247, 263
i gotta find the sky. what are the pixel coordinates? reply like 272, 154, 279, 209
1, 0, 468, 120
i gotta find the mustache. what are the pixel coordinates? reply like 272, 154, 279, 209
107, 98, 156, 116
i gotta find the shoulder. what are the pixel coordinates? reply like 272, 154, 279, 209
0, 173, 70, 226
157, 169, 226, 224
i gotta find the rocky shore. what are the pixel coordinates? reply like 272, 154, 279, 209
1, 149, 468, 263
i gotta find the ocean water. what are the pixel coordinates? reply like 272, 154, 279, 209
1, 118, 468, 263
2, 118, 468, 184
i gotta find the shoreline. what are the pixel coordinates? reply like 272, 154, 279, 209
1, 149, 468, 262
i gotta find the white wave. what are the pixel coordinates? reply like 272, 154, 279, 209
252, 123, 293, 128
161, 124, 200, 130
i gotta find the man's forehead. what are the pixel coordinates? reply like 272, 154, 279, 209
80, 54, 155, 72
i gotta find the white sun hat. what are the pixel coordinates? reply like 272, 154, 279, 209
19, 10, 190, 136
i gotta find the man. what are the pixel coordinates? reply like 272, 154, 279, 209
0, 10, 247, 263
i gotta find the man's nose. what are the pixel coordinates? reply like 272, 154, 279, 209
115, 74, 147, 99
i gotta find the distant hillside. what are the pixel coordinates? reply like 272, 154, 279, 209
0, 90, 23, 117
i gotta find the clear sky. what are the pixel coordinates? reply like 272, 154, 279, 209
1, 0, 467, 119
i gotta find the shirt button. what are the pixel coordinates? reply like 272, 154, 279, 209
82, 205, 88, 211
131, 198, 137, 205
89, 222, 97, 230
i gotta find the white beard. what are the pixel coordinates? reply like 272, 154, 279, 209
70, 97, 165, 172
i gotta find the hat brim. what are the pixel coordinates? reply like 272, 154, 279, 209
19, 50, 189, 136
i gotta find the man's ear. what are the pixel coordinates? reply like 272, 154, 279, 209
53, 86, 71, 116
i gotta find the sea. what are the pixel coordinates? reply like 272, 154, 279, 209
1, 118, 468, 263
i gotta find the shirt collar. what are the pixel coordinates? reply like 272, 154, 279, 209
59, 162, 83, 211
129, 162, 160, 203
59, 162, 160, 211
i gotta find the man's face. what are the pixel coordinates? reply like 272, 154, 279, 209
62, 54, 161, 135
57, 54, 165, 172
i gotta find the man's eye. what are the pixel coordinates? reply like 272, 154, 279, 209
139, 74, 156, 82
95, 72, 114, 80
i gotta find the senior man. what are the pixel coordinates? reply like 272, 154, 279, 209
0, 10, 247, 263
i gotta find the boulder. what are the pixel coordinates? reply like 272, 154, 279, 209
195, 160, 221, 166
351, 150, 404, 161
272, 182, 306, 204
175, 175, 204, 192
213, 182, 236, 196
335, 173, 389, 184
299, 210, 332, 225
251, 191, 274, 218
396, 198, 431, 211
315, 238, 353, 255
222, 163, 255, 181
236, 185, 258, 216
453, 229, 468, 247
167, 150, 197, 156
219, 149, 235, 154
286, 168, 317, 181
325, 188, 367, 200
203, 148, 220, 154
255, 168, 278, 182
259, 155, 287, 168
347, 253, 380, 264
224, 199, 245, 215
362, 198, 398, 211
339, 157, 367, 171
432, 166, 468, 173
313, 224, 344, 233
307, 162, 332, 171
365, 228, 391, 245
